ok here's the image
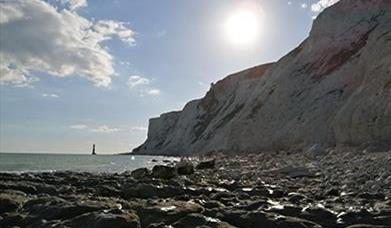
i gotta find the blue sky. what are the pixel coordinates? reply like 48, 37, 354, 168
0, 0, 337, 153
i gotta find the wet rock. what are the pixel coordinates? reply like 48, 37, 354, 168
266, 205, 302, 217
325, 188, 340, 197
196, 159, 216, 170
276, 216, 323, 228
35, 184, 58, 195
287, 192, 308, 204
152, 165, 177, 179
171, 213, 233, 228
176, 163, 194, 175
337, 209, 376, 226
23, 196, 111, 221
273, 166, 316, 178
97, 185, 121, 197
138, 200, 204, 227
131, 168, 151, 179
358, 192, 385, 200
237, 211, 278, 227
122, 183, 183, 199
0, 192, 27, 213
200, 200, 225, 209
1, 148, 391, 227
65, 211, 140, 228
0, 213, 29, 227
300, 206, 337, 227
345, 225, 389, 228
210, 191, 236, 201
242, 199, 269, 211
0, 182, 37, 194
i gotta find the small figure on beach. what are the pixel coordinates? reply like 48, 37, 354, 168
92, 144, 96, 155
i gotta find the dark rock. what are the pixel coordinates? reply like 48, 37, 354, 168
97, 185, 121, 197
0, 213, 29, 227
325, 188, 340, 197
196, 159, 216, 170
131, 168, 151, 179
300, 206, 337, 227
287, 192, 307, 204
238, 211, 278, 228
269, 188, 285, 198
35, 184, 58, 195
137, 200, 204, 227
276, 216, 322, 227
0, 193, 27, 213
0, 182, 37, 194
266, 205, 303, 217
273, 166, 315, 178
338, 209, 376, 225
152, 165, 177, 179
242, 199, 269, 211
171, 213, 233, 228
65, 211, 140, 228
358, 192, 385, 200
200, 200, 225, 209
23, 197, 111, 221
176, 163, 194, 175
210, 191, 236, 201
345, 225, 389, 228
121, 183, 183, 199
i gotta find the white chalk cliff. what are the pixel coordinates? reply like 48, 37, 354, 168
134, 0, 391, 155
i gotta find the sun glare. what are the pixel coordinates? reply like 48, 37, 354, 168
224, 10, 260, 46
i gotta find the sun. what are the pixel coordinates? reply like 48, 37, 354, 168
224, 10, 260, 46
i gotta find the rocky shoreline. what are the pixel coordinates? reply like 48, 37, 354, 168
1, 149, 391, 228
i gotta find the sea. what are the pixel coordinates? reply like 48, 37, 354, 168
0, 153, 178, 173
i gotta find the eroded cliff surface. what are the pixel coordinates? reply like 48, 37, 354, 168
134, 0, 391, 155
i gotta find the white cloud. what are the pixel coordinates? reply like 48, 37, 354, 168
0, 0, 135, 88
146, 89, 161, 96
90, 125, 121, 133
0, 64, 39, 87
42, 93, 59, 98
127, 75, 150, 88
69, 124, 88, 129
130, 126, 147, 132
93, 20, 135, 46
63, 0, 87, 10
311, 0, 340, 13
119, 61, 131, 66
301, 3, 307, 9
46, 0, 87, 11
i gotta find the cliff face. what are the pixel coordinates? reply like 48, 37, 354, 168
134, 0, 391, 155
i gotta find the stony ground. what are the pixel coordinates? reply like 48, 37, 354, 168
1, 149, 391, 228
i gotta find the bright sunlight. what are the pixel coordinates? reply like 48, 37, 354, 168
224, 10, 260, 46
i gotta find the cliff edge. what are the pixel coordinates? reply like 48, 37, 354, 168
134, 0, 391, 155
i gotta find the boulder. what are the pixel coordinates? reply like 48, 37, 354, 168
131, 168, 150, 179
0, 192, 27, 213
171, 213, 234, 228
176, 163, 194, 175
137, 200, 204, 227
65, 211, 140, 228
121, 183, 184, 199
152, 165, 177, 179
196, 159, 216, 170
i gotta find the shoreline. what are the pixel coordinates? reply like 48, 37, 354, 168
1, 150, 390, 227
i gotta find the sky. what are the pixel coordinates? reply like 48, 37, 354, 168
0, 0, 339, 154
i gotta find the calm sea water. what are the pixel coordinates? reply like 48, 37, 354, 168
0, 153, 178, 173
